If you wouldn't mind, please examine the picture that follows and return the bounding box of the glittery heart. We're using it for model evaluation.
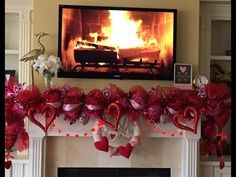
[172,106,199,134]
[28,104,57,133]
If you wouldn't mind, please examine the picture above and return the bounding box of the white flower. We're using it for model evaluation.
[32,53,61,76]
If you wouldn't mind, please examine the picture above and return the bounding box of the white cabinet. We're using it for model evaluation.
[199,3,231,84]
[199,3,231,177]
[200,160,231,177]
[5,0,33,85]
[5,1,33,177]
[199,1,231,142]
[5,12,20,80]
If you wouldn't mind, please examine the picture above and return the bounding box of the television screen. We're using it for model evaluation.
[57,5,177,80]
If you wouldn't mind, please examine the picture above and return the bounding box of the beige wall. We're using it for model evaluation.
[33,0,199,92]
[46,137,183,177]
[34,1,199,177]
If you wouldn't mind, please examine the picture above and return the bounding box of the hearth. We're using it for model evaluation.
[58,167,170,177]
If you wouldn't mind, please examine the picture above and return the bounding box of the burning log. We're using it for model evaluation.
[76,41,116,51]
[74,49,118,64]
[118,47,161,62]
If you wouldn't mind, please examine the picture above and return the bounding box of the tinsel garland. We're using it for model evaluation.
[5,76,231,169]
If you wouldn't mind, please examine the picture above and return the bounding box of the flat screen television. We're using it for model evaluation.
[57,5,177,80]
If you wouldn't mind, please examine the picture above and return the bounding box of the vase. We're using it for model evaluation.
[44,74,53,88]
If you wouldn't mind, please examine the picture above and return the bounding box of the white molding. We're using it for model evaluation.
[18,10,33,86]
[29,137,44,177]
[5,159,29,177]
[181,121,201,177]
[200,161,231,166]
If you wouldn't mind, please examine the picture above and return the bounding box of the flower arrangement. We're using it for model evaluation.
[32,54,62,87]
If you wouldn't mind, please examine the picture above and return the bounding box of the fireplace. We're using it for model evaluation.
[58,168,170,177]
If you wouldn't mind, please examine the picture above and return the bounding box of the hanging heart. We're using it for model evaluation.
[27,104,57,133]
[118,143,133,159]
[5,160,12,169]
[94,136,109,152]
[172,106,199,134]
[100,102,122,131]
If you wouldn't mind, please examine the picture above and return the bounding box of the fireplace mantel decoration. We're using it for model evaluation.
[5,77,231,169]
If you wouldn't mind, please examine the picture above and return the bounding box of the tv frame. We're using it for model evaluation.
[57,5,177,80]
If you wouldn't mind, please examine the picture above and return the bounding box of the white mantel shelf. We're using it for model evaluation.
[29,114,200,139]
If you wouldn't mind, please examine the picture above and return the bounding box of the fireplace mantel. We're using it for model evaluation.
[27,114,201,177]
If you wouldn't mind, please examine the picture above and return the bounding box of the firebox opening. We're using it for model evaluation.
[58,167,171,177]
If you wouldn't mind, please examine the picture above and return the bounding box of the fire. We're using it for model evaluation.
[98,10,145,49]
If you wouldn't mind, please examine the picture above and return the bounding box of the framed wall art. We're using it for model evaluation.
[174,63,192,89]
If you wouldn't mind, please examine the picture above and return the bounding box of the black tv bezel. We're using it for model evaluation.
[57,5,177,80]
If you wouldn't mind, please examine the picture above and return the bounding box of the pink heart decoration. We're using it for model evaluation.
[172,106,199,134]
[94,136,109,152]
[118,143,133,159]
[180,66,187,73]
[27,104,57,133]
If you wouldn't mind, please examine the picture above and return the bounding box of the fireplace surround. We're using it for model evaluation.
[58,167,171,177]
[27,116,201,177]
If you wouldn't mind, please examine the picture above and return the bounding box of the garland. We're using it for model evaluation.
[5,76,231,169]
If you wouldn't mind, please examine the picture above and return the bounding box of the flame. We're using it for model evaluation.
[99,10,145,49]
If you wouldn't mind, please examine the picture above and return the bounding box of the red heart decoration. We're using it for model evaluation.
[5,160,12,169]
[28,104,57,133]
[118,143,133,159]
[172,106,199,134]
[110,133,116,140]
[94,136,109,152]
[100,102,121,131]
[219,156,225,169]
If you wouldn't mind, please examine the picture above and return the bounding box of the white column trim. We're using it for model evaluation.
[29,137,45,177]
[18,9,33,86]
[181,120,201,177]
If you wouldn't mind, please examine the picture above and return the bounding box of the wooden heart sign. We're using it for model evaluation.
[28,104,57,133]
[100,102,121,131]
[172,106,199,134]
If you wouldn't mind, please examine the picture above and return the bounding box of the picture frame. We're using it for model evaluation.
[5,70,16,83]
[174,63,192,89]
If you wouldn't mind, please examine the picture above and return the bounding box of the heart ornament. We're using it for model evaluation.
[28,104,57,133]
[180,66,187,73]
[100,102,122,131]
[172,106,199,134]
